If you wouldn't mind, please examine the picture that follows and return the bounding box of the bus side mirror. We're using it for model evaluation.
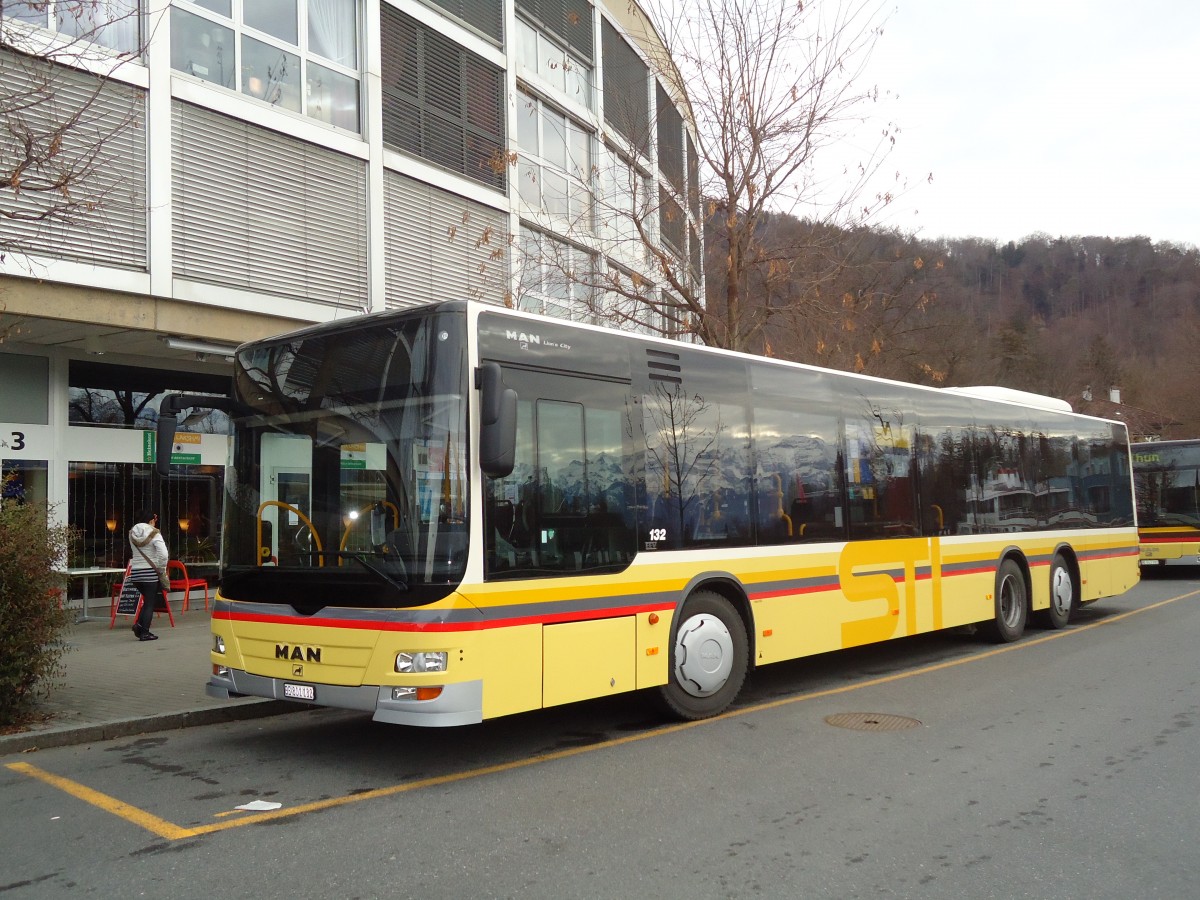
[477,362,517,478]
[155,392,237,478]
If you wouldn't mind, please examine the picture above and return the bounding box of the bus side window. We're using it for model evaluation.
[845,392,918,540]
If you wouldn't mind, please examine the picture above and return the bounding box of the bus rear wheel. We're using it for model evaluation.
[658,590,748,721]
[979,558,1028,643]
[1035,553,1075,629]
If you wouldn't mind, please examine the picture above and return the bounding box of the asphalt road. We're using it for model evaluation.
[4,567,1199,899]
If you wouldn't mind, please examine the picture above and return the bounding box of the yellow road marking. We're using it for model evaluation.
[5,762,195,841]
[8,587,1199,840]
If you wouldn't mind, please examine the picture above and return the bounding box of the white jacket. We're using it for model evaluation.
[129,522,169,574]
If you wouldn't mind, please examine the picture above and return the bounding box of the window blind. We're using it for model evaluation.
[0,49,147,270]
[171,101,368,310]
[383,170,508,310]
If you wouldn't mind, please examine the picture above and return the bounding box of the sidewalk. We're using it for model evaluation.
[0,596,295,756]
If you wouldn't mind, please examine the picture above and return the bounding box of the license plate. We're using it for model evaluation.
[283,683,315,701]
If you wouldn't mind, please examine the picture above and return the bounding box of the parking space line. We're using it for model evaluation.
[6,762,198,841]
[8,588,1197,840]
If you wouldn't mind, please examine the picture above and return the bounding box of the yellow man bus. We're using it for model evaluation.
[1132,440,1200,565]
[157,301,1139,725]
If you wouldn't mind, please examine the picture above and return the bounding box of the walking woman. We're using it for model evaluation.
[128,509,169,641]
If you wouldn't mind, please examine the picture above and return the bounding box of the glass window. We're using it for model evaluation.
[1,1,44,23]
[972,416,1034,534]
[1,460,48,507]
[485,369,637,579]
[306,61,358,130]
[3,0,141,54]
[516,18,538,71]
[543,109,568,168]
[915,422,975,535]
[565,53,591,108]
[244,0,297,45]
[754,404,844,545]
[309,0,356,66]
[241,35,301,111]
[598,145,647,268]
[1076,423,1134,526]
[542,170,569,218]
[644,350,752,549]
[67,359,229,433]
[843,387,918,540]
[518,160,540,208]
[516,91,592,229]
[516,228,596,320]
[67,461,223,572]
[171,0,361,133]
[750,364,843,545]
[192,0,231,14]
[516,15,594,111]
[222,310,469,603]
[171,7,236,88]
[516,98,538,154]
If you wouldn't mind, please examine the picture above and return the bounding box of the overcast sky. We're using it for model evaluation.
[849,0,1200,246]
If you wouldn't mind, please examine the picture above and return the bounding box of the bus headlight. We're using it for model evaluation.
[395,651,447,673]
[213,634,226,654]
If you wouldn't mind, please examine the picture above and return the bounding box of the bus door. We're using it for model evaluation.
[260,433,313,566]
[483,366,638,577]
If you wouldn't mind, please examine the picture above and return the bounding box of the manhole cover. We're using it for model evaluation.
[824,712,922,732]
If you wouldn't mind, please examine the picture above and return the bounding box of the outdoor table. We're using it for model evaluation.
[65,567,126,623]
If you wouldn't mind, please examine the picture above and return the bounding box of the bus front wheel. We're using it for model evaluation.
[658,590,748,721]
[979,558,1028,643]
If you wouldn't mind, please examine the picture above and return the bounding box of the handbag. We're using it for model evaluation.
[134,542,170,590]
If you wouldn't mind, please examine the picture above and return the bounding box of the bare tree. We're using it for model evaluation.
[515,0,910,354]
[1,2,146,340]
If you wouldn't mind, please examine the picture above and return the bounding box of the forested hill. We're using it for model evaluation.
[714,218,1200,437]
[916,233,1200,436]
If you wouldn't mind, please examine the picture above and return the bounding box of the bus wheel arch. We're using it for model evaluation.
[1036,546,1078,629]
[979,552,1029,643]
[658,583,750,721]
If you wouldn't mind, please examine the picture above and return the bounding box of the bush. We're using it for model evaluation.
[0,480,73,726]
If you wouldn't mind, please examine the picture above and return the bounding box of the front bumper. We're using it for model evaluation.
[207,669,484,727]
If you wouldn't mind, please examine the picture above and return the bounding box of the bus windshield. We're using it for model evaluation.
[219,306,469,612]
[1134,441,1200,527]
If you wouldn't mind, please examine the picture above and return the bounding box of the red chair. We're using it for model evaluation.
[110,563,176,629]
[168,560,210,612]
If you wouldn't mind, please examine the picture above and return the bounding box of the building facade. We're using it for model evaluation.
[0,0,703,585]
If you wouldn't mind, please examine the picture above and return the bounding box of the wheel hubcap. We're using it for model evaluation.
[1051,567,1073,616]
[674,613,733,698]
[999,574,1021,627]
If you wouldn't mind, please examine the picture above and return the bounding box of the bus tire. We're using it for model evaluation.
[1035,553,1075,629]
[979,558,1027,643]
[658,590,748,721]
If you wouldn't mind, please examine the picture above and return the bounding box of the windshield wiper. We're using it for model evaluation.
[347,552,410,592]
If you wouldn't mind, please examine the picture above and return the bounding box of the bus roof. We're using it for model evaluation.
[940,386,1075,414]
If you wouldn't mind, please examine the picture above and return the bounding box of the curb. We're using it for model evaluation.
[0,699,301,756]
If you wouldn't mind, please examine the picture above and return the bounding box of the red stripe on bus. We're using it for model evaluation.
[213,601,678,633]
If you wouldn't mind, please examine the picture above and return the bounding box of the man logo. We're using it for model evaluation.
[505,329,541,346]
[292,664,304,677]
[276,644,322,663]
